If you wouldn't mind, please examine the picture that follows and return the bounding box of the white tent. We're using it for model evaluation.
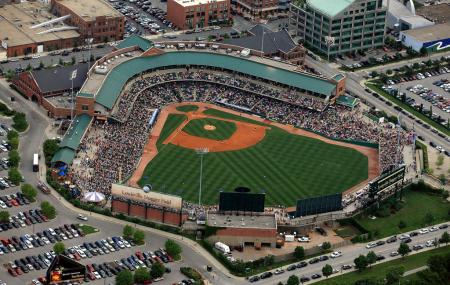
[84,191,105,203]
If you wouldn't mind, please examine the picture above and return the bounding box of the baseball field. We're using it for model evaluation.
[135,103,376,206]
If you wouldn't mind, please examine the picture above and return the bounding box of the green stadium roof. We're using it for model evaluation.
[58,114,92,150]
[51,147,75,165]
[77,92,94,98]
[95,51,337,109]
[337,94,359,108]
[306,0,355,18]
[116,35,153,51]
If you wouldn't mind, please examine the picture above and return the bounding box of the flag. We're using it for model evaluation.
[71,70,77,80]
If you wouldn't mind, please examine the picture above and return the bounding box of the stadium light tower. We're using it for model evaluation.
[196,148,209,206]
[396,112,402,166]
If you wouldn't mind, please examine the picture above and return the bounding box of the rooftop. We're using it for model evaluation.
[94,50,337,109]
[172,0,228,7]
[401,23,450,42]
[0,2,79,47]
[206,212,277,229]
[59,114,92,150]
[417,3,450,24]
[306,0,355,18]
[51,147,75,165]
[53,0,122,21]
[116,35,153,51]
[32,63,88,94]
[226,25,297,54]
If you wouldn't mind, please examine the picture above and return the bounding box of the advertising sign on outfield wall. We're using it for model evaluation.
[111,184,182,210]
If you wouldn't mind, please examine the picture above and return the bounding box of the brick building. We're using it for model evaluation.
[0,2,79,57]
[167,0,231,30]
[51,0,125,43]
[233,0,280,20]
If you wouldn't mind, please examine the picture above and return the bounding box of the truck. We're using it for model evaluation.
[214,242,230,255]
[284,235,295,242]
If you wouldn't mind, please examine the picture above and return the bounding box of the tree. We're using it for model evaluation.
[440,232,450,245]
[40,201,56,219]
[59,58,63,65]
[286,275,300,285]
[150,261,165,279]
[123,225,134,239]
[385,266,405,285]
[21,184,37,201]
[398,220,407,229]
[436,154,444,169]
[53,242,65,255]
[8,168,22,185]
[7,130,18,141]
[398,243,411,258]
[0,211,9,223]
[116,269,133,285]
[133,230,145,245]
[71,56,76,65]
[8,150,20,168]
[8,136,19,150]
[423,212,435,225]
[354,255,368,271]
[43,139,60,165]
[134,267,151,283]
[321,241,331,251]
[366,251,377,267]
[12,112,28,132]
[294,246,305,259]
[165,239,182,260]
[322,264,333,278]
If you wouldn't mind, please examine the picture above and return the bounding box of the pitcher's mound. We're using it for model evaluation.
[204,125,216,131]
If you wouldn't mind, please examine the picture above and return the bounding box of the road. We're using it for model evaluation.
[305,55,450,151]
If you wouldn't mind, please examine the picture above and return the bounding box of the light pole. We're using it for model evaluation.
[325,36,335,62]
[85,38,93,76]
[196,148,209,206]
[70,69,77,122]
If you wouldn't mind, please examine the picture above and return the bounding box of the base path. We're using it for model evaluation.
[129,102,379,194]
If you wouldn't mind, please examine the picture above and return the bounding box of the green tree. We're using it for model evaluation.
[43,139,60,165]
[7,130,18,140]
[8,150,20,168]
[134,267,151,283]
[21,184,37,201]
[8,168,22,185]
[71,56,76,65]
[366,251,377,267]
[436,154,444,169]
[354,255,368,271]
[123,225,134,239]
[286,275,300,285]
[322,264,333,278]
[165,239,182,260]
[8,136,19,150]
[423,212,435,225]
[150,261,165,279]
[385,266,405,285]
[398,220,407,229]
[133,230,145,245]
[40,201,56,219]
[440,232,450,245]
[398,243,411,258]
[59,58,63,65]
[53,242,65,255]
[321,241,331,251]
[0,211,9,223]
[116,269,133,285]
[294,246,305,259]
[12,112,28,132]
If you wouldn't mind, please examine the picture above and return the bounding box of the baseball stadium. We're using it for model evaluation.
[51,36,409,215]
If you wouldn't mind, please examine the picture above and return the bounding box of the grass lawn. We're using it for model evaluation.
[139,110,368,205]
[203,108,269,126]
[335,226,359,238]
[314,245,450,285]
[356,189,450,238]
[157,114,187,148]
[366,83,450,136]
[182,118,237,140]
[176,105,199,112]
[78,224,99,235]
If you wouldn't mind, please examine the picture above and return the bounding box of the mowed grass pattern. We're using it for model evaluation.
[182,118,237,140]
[140,112,369,205]
[176,105,199,112]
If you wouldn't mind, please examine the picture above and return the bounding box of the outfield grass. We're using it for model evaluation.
[139,111,368,205]
[356,189,450,238]
[157,114,187,148]
[182,118,237,140]
[314,245,450,285]
[176,105,199,112]
[203,108,269,126]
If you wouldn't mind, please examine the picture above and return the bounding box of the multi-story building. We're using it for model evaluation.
[51,0,125,43]
[289,0,387,57]
[167,0,231,30]
[234,0,280,20]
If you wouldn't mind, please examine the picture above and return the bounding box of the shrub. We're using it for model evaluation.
[8,168,22,185]
[40,201,56,219]
[21,184,37,201]
[165,239,182,260]
[12,112,28,132]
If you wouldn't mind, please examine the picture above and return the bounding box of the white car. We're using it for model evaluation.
[273,269,285,275]
[429,226,438,232]
[31,54,41,59]
[366,242,377,249]
[93,271,101,279]
[419,228,429,234]
[330,251,342,258]
[77,214,88,221]
[297,236,310,242]
[0,201,6,209]
[426,240,435,247]
[390,251,399,257]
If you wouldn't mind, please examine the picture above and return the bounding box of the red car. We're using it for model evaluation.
[38,277,47,283]
[86,264,94,272]
[41,216,48,222]
[135,251,144,261]
[88,273,96,280]
[8,268,17,277]
[15,267,23,275]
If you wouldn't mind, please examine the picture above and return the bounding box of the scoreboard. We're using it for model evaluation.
[369,165,405,196]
